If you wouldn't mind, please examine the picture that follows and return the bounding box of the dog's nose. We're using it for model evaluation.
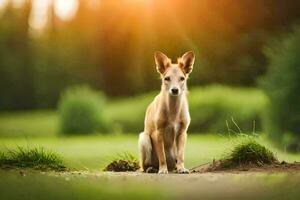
[171,88,179,95]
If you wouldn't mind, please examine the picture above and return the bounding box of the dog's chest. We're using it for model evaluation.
[165,122,181,136]
[162,122,181,147]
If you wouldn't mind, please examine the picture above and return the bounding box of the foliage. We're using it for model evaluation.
[58,85,108,134]
[1,1,300,110]
[108,85,267,133]
[224,137,277,167]
[0,146,66,171]
[188,86,266,133]
[261,26,300,151]
[0,85,266,135]
[192,135,279,172]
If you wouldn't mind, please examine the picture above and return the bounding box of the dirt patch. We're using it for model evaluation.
[190,160,300,173]
[188,137,300,174]
[104,160,139,172]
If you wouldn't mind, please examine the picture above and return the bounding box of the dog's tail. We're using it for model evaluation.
[138,132,152,171]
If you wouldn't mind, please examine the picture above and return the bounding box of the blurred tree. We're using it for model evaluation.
[0,0,300,110]
[261,26,300,152]
[0,0,34,110]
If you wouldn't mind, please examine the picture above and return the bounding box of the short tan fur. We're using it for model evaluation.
[138,51,195,174]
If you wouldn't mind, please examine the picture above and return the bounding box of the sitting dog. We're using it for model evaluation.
[138,51,195,174]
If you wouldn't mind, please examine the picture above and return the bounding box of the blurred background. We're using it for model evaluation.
[0,0,300,170]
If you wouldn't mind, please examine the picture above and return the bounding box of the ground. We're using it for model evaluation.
[1,134,300,170]
[1,112,300,199]
[1,169,300,200]
[1,134,300,199]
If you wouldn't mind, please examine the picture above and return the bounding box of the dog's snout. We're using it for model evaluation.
[171,88,179,95]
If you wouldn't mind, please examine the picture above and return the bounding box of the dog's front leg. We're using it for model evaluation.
[152,130,168,174]
[176,132,189,174]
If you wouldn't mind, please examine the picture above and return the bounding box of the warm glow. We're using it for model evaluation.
[13,0,24,8]
[29,0,78,31]
[0,0,8,10]
[54,0,78,21]
[29,0,51,30]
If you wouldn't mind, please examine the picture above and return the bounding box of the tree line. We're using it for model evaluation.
[1,0,300,110]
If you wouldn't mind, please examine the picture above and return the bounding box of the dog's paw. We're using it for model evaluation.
[176,168,189,174]
[158,168,168,174]
[145,167,158,173]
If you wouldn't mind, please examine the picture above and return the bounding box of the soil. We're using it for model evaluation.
[190,160,300,173]
[104,159,139,172]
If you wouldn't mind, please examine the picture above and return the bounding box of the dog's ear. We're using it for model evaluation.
[179,51,195,74]
[154,51,170,74]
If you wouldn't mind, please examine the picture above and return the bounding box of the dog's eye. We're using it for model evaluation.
[164,77,171,81]
[180,77,185,81]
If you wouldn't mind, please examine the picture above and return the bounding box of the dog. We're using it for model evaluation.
[138,51,195,174]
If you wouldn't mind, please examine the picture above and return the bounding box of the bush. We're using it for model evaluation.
[58,85,108,134]
[261,26,300,151]
[105,92,155,133]
[107,85,266,133]
[188,86,266,133]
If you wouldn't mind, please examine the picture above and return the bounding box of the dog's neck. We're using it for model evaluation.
[162,91,185,117]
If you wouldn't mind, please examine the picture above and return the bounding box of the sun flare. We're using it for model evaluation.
[27,0,79,30]
[54,0,78,21]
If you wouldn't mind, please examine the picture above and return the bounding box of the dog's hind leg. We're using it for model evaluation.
[138,132,153,172]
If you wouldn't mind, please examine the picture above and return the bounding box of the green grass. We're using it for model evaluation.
[0,135,299,200]
[227,137,277,166]
[0,110,57,137]
[0,134,299,171]
[0,146,66,171]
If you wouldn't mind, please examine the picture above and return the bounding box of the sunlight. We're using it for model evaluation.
[13,0,24,8]
[0,0,8,10]
[54,0,78,21]
[29,0,78,31]
[29,0,51,30]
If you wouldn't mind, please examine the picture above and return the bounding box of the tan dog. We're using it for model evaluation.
[138,51,195,174]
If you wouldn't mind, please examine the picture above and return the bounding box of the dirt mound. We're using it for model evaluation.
[191,138,300,173]
[191,160,300,173]
[104,159,139,172]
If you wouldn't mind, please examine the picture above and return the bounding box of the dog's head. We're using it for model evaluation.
[154,51,195,96]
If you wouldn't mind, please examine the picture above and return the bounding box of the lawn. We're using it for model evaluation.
[0,134,300,200]
[1,134,300,170]
[0,134,226,170]
[1,111,300,200]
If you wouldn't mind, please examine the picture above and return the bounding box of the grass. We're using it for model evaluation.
[226,137,277,166]
[0,134,299,171]
[0,110,57,137]
[0,134,227,170]
[0,146,66,171]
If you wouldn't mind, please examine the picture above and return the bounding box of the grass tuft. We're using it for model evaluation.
[220,137,278,168]
[0,147,67,171]
[104,152,139,172]
[192,136,280,173]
